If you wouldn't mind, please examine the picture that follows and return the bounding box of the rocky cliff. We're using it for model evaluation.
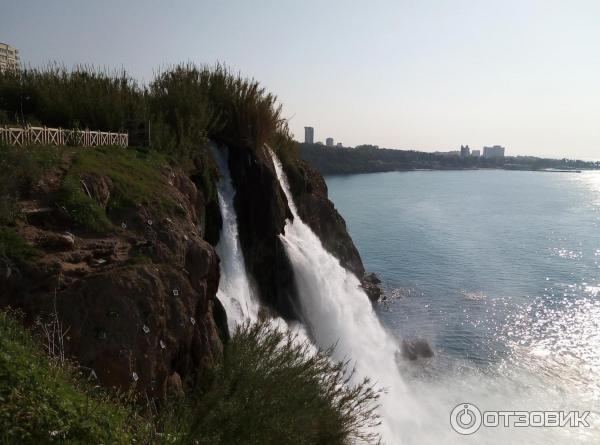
[0,149,224,398]
[0,141,380,401]
[283,158,382,301]
[226,142,381,314]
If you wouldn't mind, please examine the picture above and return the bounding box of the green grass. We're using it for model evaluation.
[0,315,381,445]
[56,174,113,233]
[0,143,62,225]
[0,143,177,234]
[0,310,147,444]
[55,146,176,233]
[0,227,38,266]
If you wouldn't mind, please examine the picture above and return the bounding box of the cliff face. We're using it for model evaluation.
[0,141,379,402]
[0,153,224,398]
[226,143,301,320]
[226,143,381,313]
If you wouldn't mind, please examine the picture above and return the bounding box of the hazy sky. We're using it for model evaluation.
[2,0,599,159]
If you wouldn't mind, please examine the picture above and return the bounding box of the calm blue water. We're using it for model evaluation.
[326,170,600,443]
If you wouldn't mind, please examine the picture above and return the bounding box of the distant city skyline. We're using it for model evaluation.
[2,0,599,160]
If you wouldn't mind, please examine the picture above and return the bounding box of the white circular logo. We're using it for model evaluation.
[450,403,482,435]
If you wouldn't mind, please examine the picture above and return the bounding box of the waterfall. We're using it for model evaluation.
[212,144,260,331]
[269,148,419,444]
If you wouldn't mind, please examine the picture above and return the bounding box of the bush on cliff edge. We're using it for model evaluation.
[159,321,382,445]
[0,312,381,444]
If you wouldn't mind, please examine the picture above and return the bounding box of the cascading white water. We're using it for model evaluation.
[269,148,421,444]
[212,144,260,331]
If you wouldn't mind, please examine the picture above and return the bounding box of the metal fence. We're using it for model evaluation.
[0,126,128,148]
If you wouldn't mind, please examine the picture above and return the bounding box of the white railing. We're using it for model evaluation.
[0,126,128,148]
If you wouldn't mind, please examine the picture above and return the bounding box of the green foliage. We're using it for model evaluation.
[300,143,600,175]
[148,65,217,157]
[0,143,62,224]
[65,147,173,218]
[56,175,112,233]
[0,65,145,142]
[0,227,38,268]
[149,64,287,156]
[0,313,381,445]
[0,310,146,444]
[0,64,297,165]
[159,322,381,445]
[56,146,176,232]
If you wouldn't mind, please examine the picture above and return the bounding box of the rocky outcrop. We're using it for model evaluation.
[225,143,301,320]
[0,162,223,398]
[0,139,381,400]
[401,339,434,361]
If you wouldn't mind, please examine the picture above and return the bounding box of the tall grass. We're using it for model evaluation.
[0,310,148,444]
[0,312,381,445]
[158,321,382,445]
[0,65,144,136]
[0,63,297,160]
[149,63,287,154]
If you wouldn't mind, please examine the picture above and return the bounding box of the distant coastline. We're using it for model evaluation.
[300,143,598,175]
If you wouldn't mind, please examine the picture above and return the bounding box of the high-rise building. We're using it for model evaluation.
[460,145,470,157]
[0,43,20,73]
[336,142,343,147]
[326,137,334,147]
[471,149,481,157]
[304,127,314,144]
[483,145,505,159]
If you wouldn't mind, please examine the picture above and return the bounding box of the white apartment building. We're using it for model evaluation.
[483,145,505,159]
[0,43,20,73]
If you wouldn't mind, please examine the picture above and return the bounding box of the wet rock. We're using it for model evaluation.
[401,339,434,361]
[362,272,382,301]
[226,143,299,320]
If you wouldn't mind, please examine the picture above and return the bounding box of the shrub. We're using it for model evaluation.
[0,65,145,141]
[56,175,112,233]
[148,65,217,157]
[0,143,62,224]
[0,228,38,273]
[0,310,147,444]
[149,64,288,155]
[159,321,381,445]
[0,64,301,168]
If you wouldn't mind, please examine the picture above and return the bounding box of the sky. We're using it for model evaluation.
[2,0,599,159]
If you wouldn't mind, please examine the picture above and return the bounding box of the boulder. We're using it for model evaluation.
[39,232,76,251]
[401,339,434,361]
[362,272,382,301]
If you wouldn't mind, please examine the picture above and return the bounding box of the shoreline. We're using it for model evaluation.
[322,166,588,177]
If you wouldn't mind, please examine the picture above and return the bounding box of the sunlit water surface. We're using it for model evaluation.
[326,170,600,444]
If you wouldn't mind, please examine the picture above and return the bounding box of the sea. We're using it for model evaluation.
[326,169,600,444]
